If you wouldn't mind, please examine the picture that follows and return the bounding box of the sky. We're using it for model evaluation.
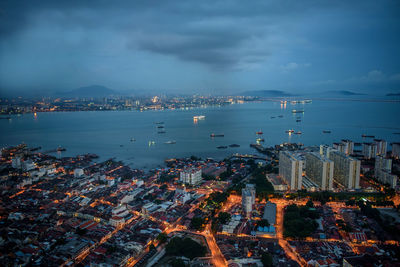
[0,0,400,96]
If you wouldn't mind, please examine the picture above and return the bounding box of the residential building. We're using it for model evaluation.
[242,184,256,217]
[329,151,360,189]
[362,142,377,159]
[305,152,334,191]
[375,156,398,188]
[374,139,387,156]
[262,201,276,225]
[278,151,303,190]
[392,142,400,159]
[180,167,202,185]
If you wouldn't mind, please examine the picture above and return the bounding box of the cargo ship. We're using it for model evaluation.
[292,109,304,113]
[229,144,240,147]
[210,133,224,137]
[256,130,263,135]
[164,140,176,144]
[285,129,295,133]
[217,145,228,149]
[361,134,375,138]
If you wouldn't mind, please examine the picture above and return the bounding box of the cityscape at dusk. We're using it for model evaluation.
[1,1,400,267]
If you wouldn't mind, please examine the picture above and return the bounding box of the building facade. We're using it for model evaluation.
[279,151,303,190]
[375,155,398,188]
[305,152,334,191]
[242,184,256,217]
[329,151,360,189]
[180,168,202,185]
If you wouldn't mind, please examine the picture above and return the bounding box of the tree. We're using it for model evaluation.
[190,217,205,231]
[261,251,273,267]
[156,233,168,244]
[169,258,187,267]
[257,219,270,228]
[166,237,207,260]
[217,212,231,225]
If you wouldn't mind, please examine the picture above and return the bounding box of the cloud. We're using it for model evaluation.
[280,62,311,72]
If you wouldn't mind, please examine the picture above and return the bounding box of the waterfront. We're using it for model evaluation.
[1,100,399,169]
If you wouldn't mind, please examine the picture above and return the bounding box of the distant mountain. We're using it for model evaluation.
[326,90,366,96]
[58,85,115,98]
[240,90,295,97]
[386,92,400,96]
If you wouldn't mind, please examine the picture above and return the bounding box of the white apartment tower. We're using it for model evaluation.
[180,168,202,185]
[279,151,303,190]
[329,151,360,189]
[305,152,334,191]
[242,184,256,217]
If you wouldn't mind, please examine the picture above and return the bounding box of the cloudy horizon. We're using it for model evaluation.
[1,0,399,96]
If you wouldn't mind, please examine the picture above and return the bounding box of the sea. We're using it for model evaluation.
[1,100,399,169]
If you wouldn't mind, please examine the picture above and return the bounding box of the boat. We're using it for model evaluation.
[193,115,205,120]
[278,115,283,118]
[157,125,164,128]
[296,119,301,122]
[131,138,136,142]
[210,133,224,137]
[285,130,295,133]
[322,130,331,134]
[165,140,176,144]
[216,146,228,149]
[292,109,304,113]
[294,131,302,135]
[57,147,66,152]
[270,116,275,119]
[256,138,265,142]
[229,144,240,148]
[361,134,375,138]
[155,122,164,124]
[157,131,166,134]
[256,131,263,135]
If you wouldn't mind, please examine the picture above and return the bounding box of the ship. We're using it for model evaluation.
[296,119,301,122]
[0,116,11,120]
[278,115,283,118]
[322,130,331,134]
[217,145,228,149]
[210,133,224,137]
[285,129,295,133]
[164,140,176,144]
[155,122,164,124]
[57,147,66,152]
[193,115,205,120]
[131,138,136,142]
[256,138,265,142]
[362,134,375,138]
[294,131,302,135]
[229,144,240,148]
[157,125,164,128]
[270,116,275,119]
[256,131,263,135]
[292,109,304,113]
[157,131,166,134]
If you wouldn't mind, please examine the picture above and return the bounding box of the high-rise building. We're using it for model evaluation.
[362,143,377,159]
[319,145,332,158]
[305,152,334,191]
[279,151,303,190]
[180,168,202,185]
[341,139,354,155]
[333,143,346,154]
[329,151,360,189]
[375,156,398,188]
[392,143,400,159]
[242,184,256,217]
[374,139,387,157]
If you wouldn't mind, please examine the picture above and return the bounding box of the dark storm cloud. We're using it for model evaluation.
[0,0,399,94]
